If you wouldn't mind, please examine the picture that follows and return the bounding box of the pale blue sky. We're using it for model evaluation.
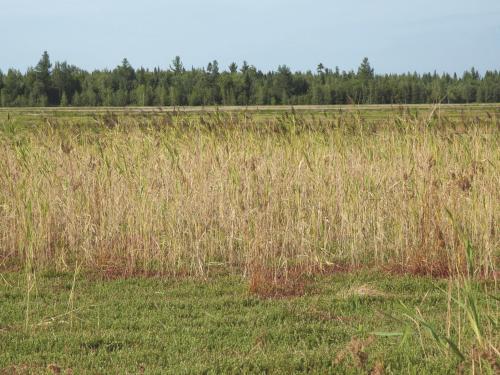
[1,0,499,74]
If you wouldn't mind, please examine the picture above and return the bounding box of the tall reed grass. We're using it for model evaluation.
[0,109,498,278]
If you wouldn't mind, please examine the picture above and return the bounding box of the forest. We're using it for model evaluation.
[1,51,499,107]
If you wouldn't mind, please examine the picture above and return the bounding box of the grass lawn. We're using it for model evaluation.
[3,271,495,374]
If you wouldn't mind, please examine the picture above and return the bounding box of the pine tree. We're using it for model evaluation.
[357,57,374,81]
[32,51,52,105]
[60,92,68,106]
[229,63,238,74]
[170,56,184,74]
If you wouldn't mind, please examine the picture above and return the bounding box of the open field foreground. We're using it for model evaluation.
[0,271,499,374]
[0,105,499,373]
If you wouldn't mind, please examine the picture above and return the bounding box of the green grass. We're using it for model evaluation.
[1,271,497,374]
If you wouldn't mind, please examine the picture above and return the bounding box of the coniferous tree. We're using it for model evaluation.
[2,69,24,106]
[357,57,374,81]
[60,92,69,106]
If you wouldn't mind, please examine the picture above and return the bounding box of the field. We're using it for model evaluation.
[0,105,499,373]
[1,271,497,374]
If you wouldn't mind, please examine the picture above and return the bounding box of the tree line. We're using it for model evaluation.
[1,52,499,107]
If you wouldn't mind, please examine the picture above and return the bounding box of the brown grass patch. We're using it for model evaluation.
[338,284,389,299]
[0,364,72,375]
[247,263,358,299]
[248,265,309,299]
[334,336,376,371]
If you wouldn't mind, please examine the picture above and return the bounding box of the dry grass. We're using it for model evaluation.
[337,284,388,299]
[0,109,498,278]
[248,264,310,298]
[334,336,376,371]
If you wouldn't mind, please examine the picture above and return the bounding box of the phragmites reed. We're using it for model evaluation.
[0,108,498,278]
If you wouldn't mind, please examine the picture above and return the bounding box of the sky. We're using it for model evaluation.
[0,0,499,74]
